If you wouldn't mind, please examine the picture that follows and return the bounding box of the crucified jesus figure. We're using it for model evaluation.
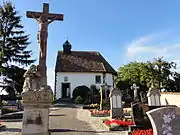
[32,15,58,58]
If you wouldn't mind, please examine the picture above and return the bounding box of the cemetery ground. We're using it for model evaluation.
[0,105,125,135]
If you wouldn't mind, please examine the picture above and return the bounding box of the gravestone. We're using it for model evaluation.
[22,3,63,135]
[131,84,140,102]
[147,84,161,106]
[131,102,151,129]
[146,106,180,135]
[109,88,123,119]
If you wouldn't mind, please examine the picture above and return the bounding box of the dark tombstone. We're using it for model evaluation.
[131,102,152,129]
[147,107,180,135]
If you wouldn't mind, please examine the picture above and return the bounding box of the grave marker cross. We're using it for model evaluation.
[26,3,63,85]
[131,84,139,100]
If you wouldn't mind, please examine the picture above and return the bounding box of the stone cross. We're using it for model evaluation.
[131,84,139,100]
[26,3,63,85]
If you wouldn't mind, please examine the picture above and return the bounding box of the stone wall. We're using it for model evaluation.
[160,92,180,107]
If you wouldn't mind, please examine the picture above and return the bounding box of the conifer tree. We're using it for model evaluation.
[0,2,35,95]
[0,1,35,72]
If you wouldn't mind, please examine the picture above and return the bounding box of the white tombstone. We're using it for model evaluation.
[109,88,123,118]
[147,85,161,106]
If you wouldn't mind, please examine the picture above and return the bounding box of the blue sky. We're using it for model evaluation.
[2,0,180,89]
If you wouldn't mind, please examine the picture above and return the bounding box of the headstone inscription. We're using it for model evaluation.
[109,88,123,119]
[146,107,180,135]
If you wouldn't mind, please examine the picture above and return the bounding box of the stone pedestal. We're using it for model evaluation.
[21,86,53,135]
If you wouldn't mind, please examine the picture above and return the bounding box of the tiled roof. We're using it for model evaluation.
[55,51,117,75]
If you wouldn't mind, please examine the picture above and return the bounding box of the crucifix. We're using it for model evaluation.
[131,83,139,101]
[26,3,63,85]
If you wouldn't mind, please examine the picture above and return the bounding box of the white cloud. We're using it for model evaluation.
[127,33,167,58]
[125,30,180,73]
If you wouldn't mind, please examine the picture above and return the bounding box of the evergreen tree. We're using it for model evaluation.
[0,2,35,72]
[0,1,35,95]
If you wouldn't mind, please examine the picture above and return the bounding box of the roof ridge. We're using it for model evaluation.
[58,50,99,53]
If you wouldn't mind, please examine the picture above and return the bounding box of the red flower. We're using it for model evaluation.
[90,109,110,115]
[104,119,134,126]
[132,129,153,135]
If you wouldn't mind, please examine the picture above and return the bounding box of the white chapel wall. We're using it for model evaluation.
[55,72,114,99]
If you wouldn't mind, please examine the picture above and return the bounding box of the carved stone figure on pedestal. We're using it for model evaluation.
[23,65,41,92]
[22,3,64,135]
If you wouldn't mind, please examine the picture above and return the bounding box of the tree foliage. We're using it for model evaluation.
[0,2,35,95]
[116,57,179,92]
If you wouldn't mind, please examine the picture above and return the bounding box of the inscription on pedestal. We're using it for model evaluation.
[26,110,43,125]
[22,108,49,134]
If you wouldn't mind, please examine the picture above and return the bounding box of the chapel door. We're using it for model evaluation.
[61,83,70,98]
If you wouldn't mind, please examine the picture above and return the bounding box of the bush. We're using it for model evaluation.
[75,96,83,104]
[83,99,89,105]
[90,84,99,94]
[73,85,90,102]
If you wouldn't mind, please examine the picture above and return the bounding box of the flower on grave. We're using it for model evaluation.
[90,109,110,115]
[89,103,99,107]
[132,129,153,135]
[104,119,134,127]
[2,100,8,105]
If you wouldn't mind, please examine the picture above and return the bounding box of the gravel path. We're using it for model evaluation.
[0,107,129,135]
[49,107,97,135]
[0,121,21,135]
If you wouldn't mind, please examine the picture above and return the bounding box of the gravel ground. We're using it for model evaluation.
[49,107,97,135]
[0,121,21,135]
[0,107,129,135]
[76,108,129,135]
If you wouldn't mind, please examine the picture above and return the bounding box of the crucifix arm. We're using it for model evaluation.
[48,15,58,24]
[31,14,40,23]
